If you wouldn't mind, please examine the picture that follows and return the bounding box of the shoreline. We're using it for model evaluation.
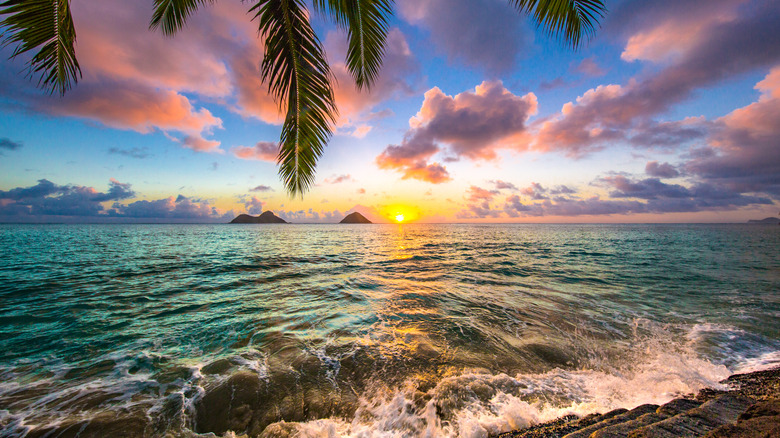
[495,366,780,438]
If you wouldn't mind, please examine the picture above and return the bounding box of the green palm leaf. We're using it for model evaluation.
[314,0,393,90]
[510,0,607,48]
[251,0,338,197]
[149,0,216,35]
[0,0,81,96]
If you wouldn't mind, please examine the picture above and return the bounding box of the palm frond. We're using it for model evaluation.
[149,0,216,35]
[0,0,81,95]
[510,0,607,48]
[313,0,393,89]
[251,0,338,197]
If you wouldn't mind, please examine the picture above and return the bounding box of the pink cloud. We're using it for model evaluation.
[50,83,222,139]
[575,57,606,77]
[376,81,536,182]
[324,174,353,184]
[326,28,419,129]
[232,142,279,162]
[182,136,222,153]
[616,0,744,63]
[686,67,780,196]
[534,0,780,157]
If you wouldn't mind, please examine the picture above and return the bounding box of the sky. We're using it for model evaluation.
[1,0,778,223]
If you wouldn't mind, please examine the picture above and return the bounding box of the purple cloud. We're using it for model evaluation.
[645,161,680,178]
[397,0,531,74]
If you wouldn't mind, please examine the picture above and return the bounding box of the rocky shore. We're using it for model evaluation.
[495,367,780,438]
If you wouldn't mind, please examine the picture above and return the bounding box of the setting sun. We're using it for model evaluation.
[395,214,405,222]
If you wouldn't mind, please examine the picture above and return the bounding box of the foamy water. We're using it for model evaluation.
[0,224,778,437]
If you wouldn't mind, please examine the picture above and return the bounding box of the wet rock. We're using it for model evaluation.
[563,405,658,438]
[259,421,301,438]
[195,371,265,435]
[590,412,669,438]
[26,410,148,438]
[704,398,780,438]
[655,398,702,417]
[627,393,754,437]
[201,358,233,375]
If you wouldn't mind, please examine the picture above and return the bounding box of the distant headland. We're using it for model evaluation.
[230,211,287,223]
[747,217,780,224]
[339,212,372,224]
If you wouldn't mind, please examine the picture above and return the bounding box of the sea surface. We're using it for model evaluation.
[0,223,778,437]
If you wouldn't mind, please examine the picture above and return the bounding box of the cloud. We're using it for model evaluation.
[457,185,501,218]
[0,179,63,201]
[684,67,780,196]
[645,161,680,178]
[575,57,606,77]
[115,195,219,219]
[276,208,345,223]
[42,81,223,148]
[182,135,222,153]
[601,175,691,200]
[459,171,772,219]
[0,179,135,217]
[243,196,264,215]
[377,81,536,182]
[232,142,278,161]
[0,179,231,222]
[607,0,744,63]
[249,185,273,192]
[500,195,648,218]
[534,0,780,156]
[108,147,150,159]
[324,174,353,184]
[0,0,282,151]
[397,0,531,74]
[521,182,549,200]
[491,180,518,191]
[90,178,136,202]
[0,138,22,153]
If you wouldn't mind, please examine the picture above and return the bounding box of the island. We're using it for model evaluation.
[230,211,287,223]
[340,212,372,224]
[747,217,780,224]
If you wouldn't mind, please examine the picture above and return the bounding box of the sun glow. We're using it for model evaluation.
[395,214,405,222]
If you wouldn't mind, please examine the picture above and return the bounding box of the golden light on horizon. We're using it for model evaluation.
[381,204,420,223]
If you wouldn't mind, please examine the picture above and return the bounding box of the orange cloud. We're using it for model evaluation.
[51,84,222,139]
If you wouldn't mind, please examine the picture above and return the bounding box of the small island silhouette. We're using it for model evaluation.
[340,212,372,224]
[747,217,780,224]
[230,211,287,223]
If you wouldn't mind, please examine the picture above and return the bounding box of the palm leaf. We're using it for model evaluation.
[251,0,338,197]
[0,0,81,95]
[313,0,393,89]
[149,0,216,35]
[510,0,607,48]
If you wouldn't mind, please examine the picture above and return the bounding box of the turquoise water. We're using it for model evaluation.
[0,224,778,437]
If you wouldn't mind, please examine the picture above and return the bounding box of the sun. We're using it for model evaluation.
[395,214,405,223]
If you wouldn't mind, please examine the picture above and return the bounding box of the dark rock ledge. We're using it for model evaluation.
[495,367,780,438]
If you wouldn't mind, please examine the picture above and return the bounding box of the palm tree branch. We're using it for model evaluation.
[509,0,607,48]
[149,0,216,35]
[0,0,81,95]
[251,0,338,196]
[313,0,393,89]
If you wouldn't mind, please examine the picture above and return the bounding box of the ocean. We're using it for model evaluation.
[0,223,778,437]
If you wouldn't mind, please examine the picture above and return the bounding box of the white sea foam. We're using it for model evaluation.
[247,329,737,438]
